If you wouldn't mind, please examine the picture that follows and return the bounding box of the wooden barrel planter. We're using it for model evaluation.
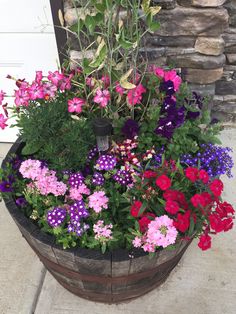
[2,140,193,303]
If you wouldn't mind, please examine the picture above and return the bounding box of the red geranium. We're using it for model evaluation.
[130,201,143,217]
[174,210,191,233]
[155,175,171,191]
[143,170,157,179]
[198,234,211,251]
[199,169,209,184]
[216,202,235,218]
[185,167,199,182]
[165,200,180,215]
[138,213,155,233]
[209,179,224,197]
[209,213,224,233]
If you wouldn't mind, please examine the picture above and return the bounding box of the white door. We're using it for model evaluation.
[0,0,60,142]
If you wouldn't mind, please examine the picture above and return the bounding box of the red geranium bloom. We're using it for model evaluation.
[222,218,234,232]
[209,179,224,197]
[199,169,209,184]
[165,200,180,215]
[209,213,224,233]
[155,175,171,191]
[174,210,191,233]
[139,213,155,233]
[191,194,206,208]
[130,201,143,217]
[143,170,157,179]
[185,167,199,182]
[163,189,178,201]
[216,202,235,218]
[198,234,211,251]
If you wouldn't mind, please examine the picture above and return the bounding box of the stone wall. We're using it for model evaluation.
[63,0,236,123]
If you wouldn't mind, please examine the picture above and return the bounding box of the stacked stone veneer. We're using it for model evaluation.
[63,0,236,123]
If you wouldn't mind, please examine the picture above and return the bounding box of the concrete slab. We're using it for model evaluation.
[34,127,236,314]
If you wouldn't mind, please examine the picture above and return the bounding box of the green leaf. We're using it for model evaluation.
[188,216,195,237]
[21,142,42,155]
[101,242,107,254]
[138,201,147,217]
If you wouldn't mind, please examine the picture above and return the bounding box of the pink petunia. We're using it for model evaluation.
[35,71,43,84]
[93,89,110,108]
[0,114,8,129]
[115,82,125,96]
[101,75,110,88]
[47,70,64,86]
[42,82,57,98]
[68,97,86,113]
[164,70,182,92]
[127,84,146,106]
[28,83,44,100]
[14,89,30,106]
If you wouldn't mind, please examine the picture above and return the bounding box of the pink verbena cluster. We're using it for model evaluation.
[132,215,178,252]
[69,184,91,201]
[19,159,67,196]
[93,220,113,242]
[88,191,109,213]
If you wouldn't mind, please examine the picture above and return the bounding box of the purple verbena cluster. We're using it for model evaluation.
[47,207,67,228]
[96,155,117,171]
[181,144,234,178]
[68,172,84,188]
[68,221,90,236]
[113,169,133,185]
[92,172,105,186]
[67,200,90,236]
[87,146,98,161]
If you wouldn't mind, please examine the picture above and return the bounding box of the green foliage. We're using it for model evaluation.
[17,93,96,172]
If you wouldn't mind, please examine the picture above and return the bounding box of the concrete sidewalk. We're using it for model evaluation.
[0,129,236,314]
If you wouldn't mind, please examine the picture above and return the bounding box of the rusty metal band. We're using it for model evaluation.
[24,236,190,285]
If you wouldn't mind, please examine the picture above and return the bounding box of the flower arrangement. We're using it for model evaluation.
[0,0,234,254]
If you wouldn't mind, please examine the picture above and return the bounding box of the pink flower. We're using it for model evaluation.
[14,89,30,106]
[0,90,6,105]
[127,84,146,106]
[88,191,109,213]
[101,75,110,88]
[35,71,43,84]
[47,71,64,86]
[43,82,57,98]
[115,82,125,96]
[145,215,178,248]
[0,114,8,129]
[19,159,43,180]
[68,97,86,113]
[153,67,165,78]
[86,77,96,88]
[93,220,113,242]
[69,184,90,201]
[132,236,142,248]
[93,89,110,108]
[59,74,72,91]
[28,83,44,100]
[164,70,182,92]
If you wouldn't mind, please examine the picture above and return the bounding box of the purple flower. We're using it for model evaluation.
[155,117,175,140]
[47,207,67,228]
[161,96,176,114]
[68,221,89,236]
[0,180,13,192]
[92,172,105,186]
[96,155,117,171]
[159,80,175,96]
[9,155,21,170]
[68,172,84,188]
[122,119,140,139]
[87,146,98,161]
[180,144,234,178]
[69,200,89,222]
[113,169,133,185]
[185,92,203,120]
[15,196,27,207]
